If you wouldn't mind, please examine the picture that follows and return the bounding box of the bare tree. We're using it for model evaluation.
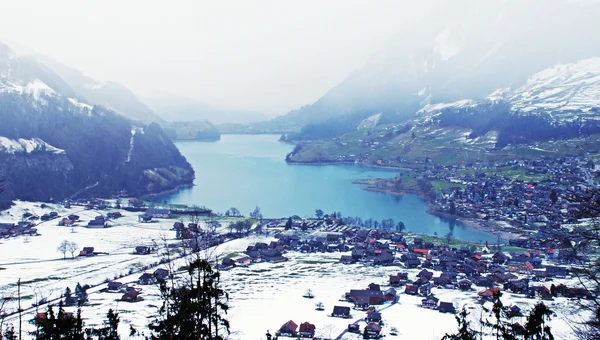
[67,242,78,259]
[57,240,70,260]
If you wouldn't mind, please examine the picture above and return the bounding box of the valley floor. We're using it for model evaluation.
[0,201,590,339]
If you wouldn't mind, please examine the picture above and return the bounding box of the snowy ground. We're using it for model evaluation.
[0,201,590,339]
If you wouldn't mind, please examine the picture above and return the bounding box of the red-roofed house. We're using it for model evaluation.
[278,320,298,337]
[299,322,316,338]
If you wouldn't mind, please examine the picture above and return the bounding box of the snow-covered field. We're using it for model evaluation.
[0,201,589,339]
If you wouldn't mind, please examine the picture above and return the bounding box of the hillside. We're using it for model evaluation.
[276,0,600,140]
[286,58,600,166]
[0,44,194,202]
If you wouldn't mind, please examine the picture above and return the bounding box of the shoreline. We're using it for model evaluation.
[353,181,519,242]
[142,183,195,200]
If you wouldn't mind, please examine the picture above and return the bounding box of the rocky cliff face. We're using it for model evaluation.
[0,44,194,202]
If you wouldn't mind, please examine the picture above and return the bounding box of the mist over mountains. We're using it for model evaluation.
[276,0,600,141]
[0,43,194,202]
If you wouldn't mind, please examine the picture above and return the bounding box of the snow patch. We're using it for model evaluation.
[0,137,65,154]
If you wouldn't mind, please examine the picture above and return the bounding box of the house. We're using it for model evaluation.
[384,288,397,302]
[348,324,360,333]
[363,323,382,339]
[366,312,382,323]
[421,296,439,309]
[507,305,522,317]
[458,279,472,291]
[389,275,401,286]
[135,246,151,255]
[221,258,236,268]
[107,281,122,291]
[121,288,140,302]
[368,283,380,291]
[354,296,370,310]
[138,273,155,285]
[405,284,418,295]
[87,216,106,228]
[298,322,315,338]
[278,320,298,337]
[438,302,456,314]
[418,269,434,280]
[79,247,95,257]
[332,306,351,318]
[478,287,501,301]
[153,268,170,281]
[346,289,384,305]
[419,283,432,297]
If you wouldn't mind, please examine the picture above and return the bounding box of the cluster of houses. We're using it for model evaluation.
[221,241,289,268]
[276,320,316,338]
[105,269,169,303]
[0,221,37,238]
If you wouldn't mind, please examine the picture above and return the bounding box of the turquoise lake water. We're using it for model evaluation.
[153,134,497,243]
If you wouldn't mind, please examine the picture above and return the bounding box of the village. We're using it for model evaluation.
[0,196,594,339]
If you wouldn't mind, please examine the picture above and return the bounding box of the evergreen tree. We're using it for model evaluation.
[523,303,555,340]
[148,258,230,339]
[34,302,85,340]
[89,309,120,340]
[442,307,479,340]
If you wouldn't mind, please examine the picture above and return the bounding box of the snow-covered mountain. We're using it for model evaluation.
[24,51,166,124]
[410,57,600,149]
[277,0,600,133]
[0,44,194,202]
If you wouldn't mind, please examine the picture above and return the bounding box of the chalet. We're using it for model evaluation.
[354,296,370,310]
[404,258,421,269]
[278,320,298,337]
[472,276,493,288]
[507,305,522,317]
[298,322,315,338]
[121,289,140,302]
[153,268,170,281]
[366,312,382,323]
[331,306,351,318]
[368,283,380,291]
[135,246,151,255]
[433,275,451,286]
[405,284,418,295]
[389,275,400,286]
[146,208,171,218]
[439,301,456,314]
[413,248,430,256]
[347,324,360,333]
[233,256,252,266]
[221,258,236,268]
[419,283,432,297]
[87,216,106,228]
[373,251,394,266]
[421,295,439,309]
[364,323,381,339]
[506,279,529,294]
[107,281,122,291]
[106,212,123,219]
[478,287,501,301]
[458,279,472,291]
[138,273,155,285]
[79,247,95,256]
[384,288,397,302]
[493,252,510,264]
[346,289,384,305]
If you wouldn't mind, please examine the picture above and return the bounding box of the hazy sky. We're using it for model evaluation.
[0,0,435,115]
